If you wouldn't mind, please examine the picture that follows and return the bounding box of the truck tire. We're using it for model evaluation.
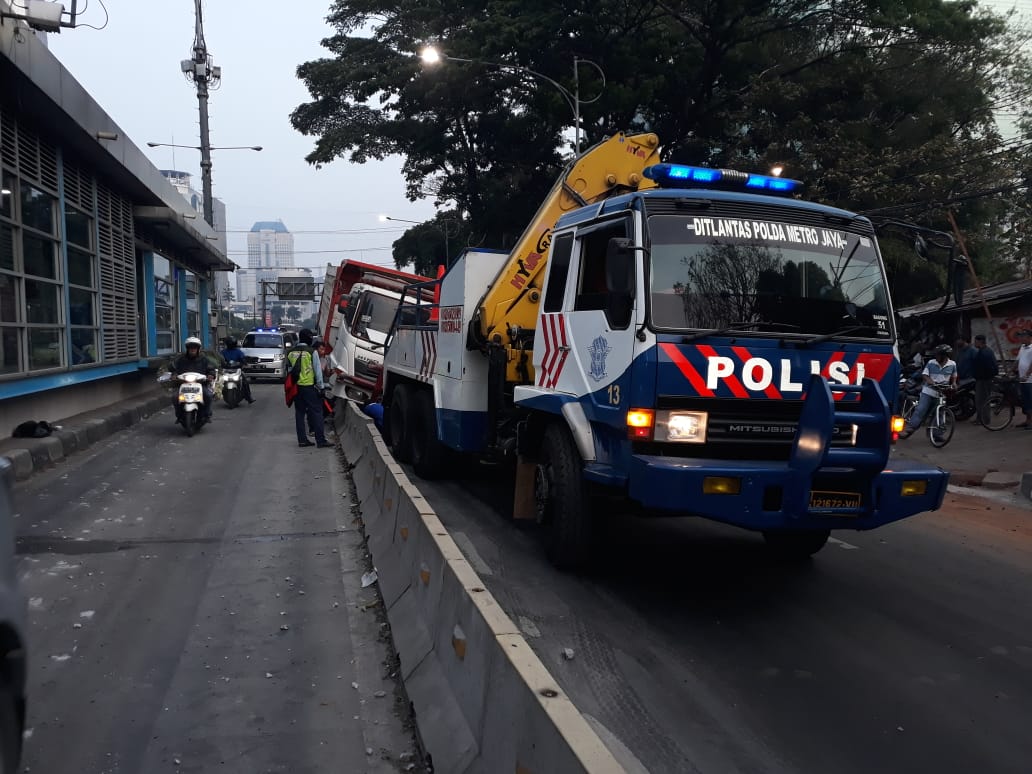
[762,529,830,560]
[0,676,22,774]
[536,423,594,571]
[409,389,448,479]
[387,385,413,463]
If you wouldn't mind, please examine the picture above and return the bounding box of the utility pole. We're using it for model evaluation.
[184,0,220,228]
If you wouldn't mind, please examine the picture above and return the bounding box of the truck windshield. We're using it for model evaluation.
[647,213,893,339]
[352,291,396,342]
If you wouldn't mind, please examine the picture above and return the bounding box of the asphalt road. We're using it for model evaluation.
[412,462,1032,774]
[12,384,424,774]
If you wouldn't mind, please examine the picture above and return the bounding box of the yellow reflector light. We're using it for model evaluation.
[626,409,655,440]
[626,409,654,428]
[703,476,741,495]
[901,480,927,496]
[891,416,905,434]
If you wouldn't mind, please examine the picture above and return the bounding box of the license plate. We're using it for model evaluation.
[809,490,862,510]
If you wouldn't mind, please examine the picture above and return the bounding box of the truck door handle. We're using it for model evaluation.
[558,345,571,352]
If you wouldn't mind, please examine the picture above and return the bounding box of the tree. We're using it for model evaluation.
[292,0,1032,305]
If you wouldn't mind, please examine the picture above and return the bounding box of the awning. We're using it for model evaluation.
[896,278,1032,319]
[133,206,235,272]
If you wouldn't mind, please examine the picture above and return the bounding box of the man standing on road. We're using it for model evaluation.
[286,328,332,448]
[900,344,957,439]
[972,333,999,426]
[955,336,975,381]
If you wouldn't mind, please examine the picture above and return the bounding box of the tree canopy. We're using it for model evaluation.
[292,0,1032,306]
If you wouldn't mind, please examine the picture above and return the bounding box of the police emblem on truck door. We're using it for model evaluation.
[588,335,612,382]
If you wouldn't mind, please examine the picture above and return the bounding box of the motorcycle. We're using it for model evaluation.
[219,360,244,409]
[173,372,209,436]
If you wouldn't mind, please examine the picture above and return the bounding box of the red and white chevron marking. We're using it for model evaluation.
[537,313,570,389]
[418,330,437,382]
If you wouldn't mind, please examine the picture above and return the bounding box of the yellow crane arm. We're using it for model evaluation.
[470,133,661,367]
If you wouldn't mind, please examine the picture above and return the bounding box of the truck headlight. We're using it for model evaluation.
[273,353,285,361]
[655,410,707,443]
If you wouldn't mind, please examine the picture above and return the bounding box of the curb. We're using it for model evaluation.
[337,401,625,774]
[0,392,169,483]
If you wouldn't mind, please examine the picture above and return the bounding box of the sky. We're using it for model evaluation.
[45,0,1031,276]
[47,0,438,274]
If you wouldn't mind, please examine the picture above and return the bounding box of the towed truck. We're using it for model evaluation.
[379,132,949,569]
[316,260,430,403]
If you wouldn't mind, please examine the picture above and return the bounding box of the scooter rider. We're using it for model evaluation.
[220,336,255,404]
[169,336,216,421]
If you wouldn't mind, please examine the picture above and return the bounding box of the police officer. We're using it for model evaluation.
[286,328,331,448]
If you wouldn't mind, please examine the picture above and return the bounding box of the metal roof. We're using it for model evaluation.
[896,278,1032,318]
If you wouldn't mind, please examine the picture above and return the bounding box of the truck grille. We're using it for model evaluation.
[636,397,859,461]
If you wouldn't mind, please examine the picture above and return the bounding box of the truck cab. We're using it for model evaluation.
[330,283,401,402]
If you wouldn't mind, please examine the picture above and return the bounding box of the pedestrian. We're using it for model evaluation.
[286,328,332,449]
[954,336,975,382]
[899,343,957,439]
[1015,330,1032,428]
[971,333,999,426]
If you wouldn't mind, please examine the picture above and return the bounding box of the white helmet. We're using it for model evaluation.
[184,336,202,349]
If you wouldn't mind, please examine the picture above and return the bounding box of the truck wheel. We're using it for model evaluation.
[409,389,448,479]
[762,529,830,560]
[0,675,22,774]
[536,423,593,571]
[387,385,412,463]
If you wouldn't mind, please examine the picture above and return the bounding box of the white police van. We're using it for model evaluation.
[241,327,298,381]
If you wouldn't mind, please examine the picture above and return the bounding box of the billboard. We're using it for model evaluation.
[276,279,317,301]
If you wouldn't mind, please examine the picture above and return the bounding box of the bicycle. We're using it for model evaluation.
[981,375,1022,431]
[899,384,955,447]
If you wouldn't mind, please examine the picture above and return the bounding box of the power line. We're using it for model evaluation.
[220,227,408,235]
[224,246,394,256]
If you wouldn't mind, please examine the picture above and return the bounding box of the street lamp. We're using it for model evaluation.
[420,46,605,156]
[380,214,460,266]
[146,142,262,227]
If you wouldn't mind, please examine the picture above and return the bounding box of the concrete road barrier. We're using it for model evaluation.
[340,401,625,774]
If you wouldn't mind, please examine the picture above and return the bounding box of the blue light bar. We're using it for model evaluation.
[643,164,802,195]
[745,174,801,193]
[644,164,723,184]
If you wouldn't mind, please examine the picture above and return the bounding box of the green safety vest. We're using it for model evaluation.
[287,346,316,386]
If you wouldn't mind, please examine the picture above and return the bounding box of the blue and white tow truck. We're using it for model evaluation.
[380,133,949,568]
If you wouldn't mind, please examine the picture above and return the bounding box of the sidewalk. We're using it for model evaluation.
[891,417,1032,492]
[0,390,168,485]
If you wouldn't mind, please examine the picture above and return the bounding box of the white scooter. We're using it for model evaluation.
[219,361,244,409]
[173,372,209,436]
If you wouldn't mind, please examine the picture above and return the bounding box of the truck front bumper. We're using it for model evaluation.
[625,455,949,532]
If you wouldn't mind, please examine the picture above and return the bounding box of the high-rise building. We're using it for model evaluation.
[247,220,294,269]
[238,220,297,305]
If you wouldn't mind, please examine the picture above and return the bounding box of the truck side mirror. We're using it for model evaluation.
[913,235,929,259]
[952,255,968,306]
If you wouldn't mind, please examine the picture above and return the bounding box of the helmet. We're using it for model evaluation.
[934,344,952,356]
[223,337,238,349]
[184,336,202,350]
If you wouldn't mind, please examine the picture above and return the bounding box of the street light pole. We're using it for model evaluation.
[421,48,605,155]
[184,0,220,228]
